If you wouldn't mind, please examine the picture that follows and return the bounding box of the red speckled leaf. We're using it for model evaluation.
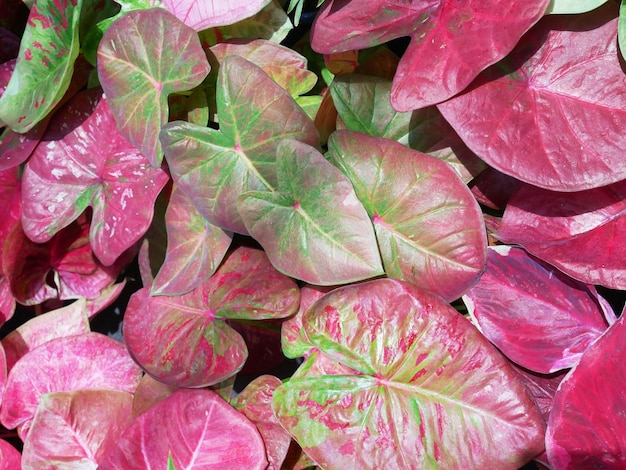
[438,4,626,191]
[152,185,232,296]
[99,388,267,469]
[238,139,383,285]
[124,246,299,387]
[97,8,210,167]
[2,298,90,371]
[0,438,20,469]
[311,0,549,111]
[497,181,626,290]
[233,375,291,470]
[464,246,610,373]
[21,88,169,266]
[0,332,142,438]
[162,0,270,30]
[327,131,487,301]
[0,0,84,131]
[546,314,626,469]
[21,390,133,468]
[273,279,545,469]
[161,55,318,234]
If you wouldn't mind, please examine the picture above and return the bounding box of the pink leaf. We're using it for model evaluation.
[546,314,626,469]
[0,439,20,469]
[311,0,549,110]
[438,4,626,191]
[162,0,271,31]
[99,388,268,469]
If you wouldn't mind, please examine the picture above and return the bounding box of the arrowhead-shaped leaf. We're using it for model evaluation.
[273,279,545,469]
[327,131,487,300]
[546,314,626,468]
[21,390,134,468]
[152,185,233,296]
[438,4,626,191]
[311,0,550,110]
[124,246,300,387]
[97,8,210,166]
[0,0,83,131]
[21,88,169,266]
[238,139,383,285]
[99,388,268,469]
[464,246,611,373]
[162,55,318,234]
[497,181,626,290]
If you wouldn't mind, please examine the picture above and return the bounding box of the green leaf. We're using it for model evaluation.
[237,139,383,285]
[0,0,84,132]
[97,8,210,167]
[620,1,626,61]
[547,0,607,14]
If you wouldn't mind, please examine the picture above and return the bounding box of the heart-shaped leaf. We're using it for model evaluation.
[21,390,134,469]
[0,332,142,438]
[99,388,268,469]
[464,246,611,373]
[21,88,169,266]
[546,314,626,468]
[330,75,484,183]
[238,139,383,285]
[438,4,626,191]
[273,279,545,469]
[97,8,211,166]
[162,55,318,234]
[0,0,83,131]
[162,0,270,30]
[152,185,233,296]
[311,0,550,111]
[497,181,626,289]
[124,246,300,387]
[327,131,487,301]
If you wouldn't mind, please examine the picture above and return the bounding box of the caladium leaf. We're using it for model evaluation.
[546,314,626,468]
[0,165,20,321]
[124,246,300,387]
[131,373,176,418]
[238,139,384,285]
[152,185,232,296]
[547,0,607,14]
[233,375,291,470]
[21,390,134,469]
[464,246,611,373]
[21,88,169,266]
[438,4,626,191]
[311,0,550,111]
[327,131,487,301]
[99,388,268,469]
[2,298,90,371]
[0,332,142,438]
[161,0,270,30]
[497,181,626,290]
[0,0,83,131]
[470,166,521,211]
[273,279,545,469]
[512,366,566,423]
[161,55,319,234]
[97,8,211,167]
[330,75,485,183]
[0,439,20,469]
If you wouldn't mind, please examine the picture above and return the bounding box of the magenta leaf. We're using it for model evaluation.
[152,185,232,296]
[0,332,142,438]
[0,0,84,131]
[2,299,90,371]
[0,165,20,322]
[327,131,487,301]
[21,390,134,468]
[21,88,169,266]
[497,181,626,290]
[238,139,383,285]
[546,314,626,468]
[273,279,545,469]
[124,245,300,387]
[99,388,268,469]
[0,439,20,469]
[233,375,292,470]
[330,74,485,183]
[311,0,549,111]
[438,4,626,191]
[131,374,177,418]
[161,55,319,234]
[97,8,210,166]
[162,0,270,30]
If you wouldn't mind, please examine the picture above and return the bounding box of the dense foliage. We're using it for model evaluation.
[0,0,624,468]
